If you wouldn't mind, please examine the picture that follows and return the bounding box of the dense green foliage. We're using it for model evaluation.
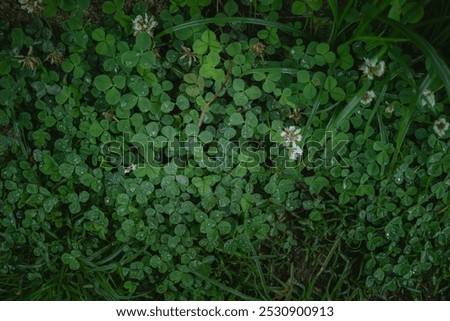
[1,0,449,300]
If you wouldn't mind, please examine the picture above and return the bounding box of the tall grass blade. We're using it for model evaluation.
[241,67,298,77]
[303,92,322,143]
[327,82,371,132]
[191,270,258,301]
[389,74,434,176]
[155,17,307,40]
[327,0,339,43]
[380,17,450,96]
[364,80,389,139]
[246,236,271,300]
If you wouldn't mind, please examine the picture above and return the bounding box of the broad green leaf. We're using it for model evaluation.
[176,95,190,110]
[89,121,104,138]
[59,163,75,178]
[292,1,307,15]
[135,32,152,52]
[245,86,262,100]
[120,93,138,109]
[245,111,258,128]
[198,130,213,143]
[121,51,140,68]
[113,75,126,89]
[161,101,175,113]
[94,75,112,91]
[139,52,156,69]
[101,1,116,14]
[233,92,248,106]
[229,113,244,126]
[303,83,317,99]
[106,87,121,105]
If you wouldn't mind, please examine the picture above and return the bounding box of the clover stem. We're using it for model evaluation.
[197,61,232,128]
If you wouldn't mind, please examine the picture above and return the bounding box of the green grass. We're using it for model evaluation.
[1,0,449,301]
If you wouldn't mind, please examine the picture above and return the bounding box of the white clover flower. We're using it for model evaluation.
[289,145,303,160]
[15,47,40,70]
[132,13,158,37]
[180,46,198,67]
[384,101,394,113]
[18,0,42,14]
[281,126,302,147]
[373,60,385,77]
[124,163,137,174]
[251,42,266,57]
[421,89,435,108]
[361,90,376,105]
[433,117,449,138]
[359,57,386,80]
[45,50,64,65]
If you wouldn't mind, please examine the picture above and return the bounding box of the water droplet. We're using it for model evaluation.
[395,176,403,184]
[343,180,348,190]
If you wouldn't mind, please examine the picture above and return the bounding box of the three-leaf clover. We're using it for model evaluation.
[94,74,126,105]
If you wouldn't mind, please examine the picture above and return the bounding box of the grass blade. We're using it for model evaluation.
[155,17,307,40]
[303,91,323,144]
[364,80,389,139]
[246,236,271,300]
[241,67,298,77]
[327,82,371,132]
[389,74,434,176]
[377,111,388,145]
[327,0,339,43]
[379,17,450,96]
[331,0,357,43]
[191,270,258,301]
